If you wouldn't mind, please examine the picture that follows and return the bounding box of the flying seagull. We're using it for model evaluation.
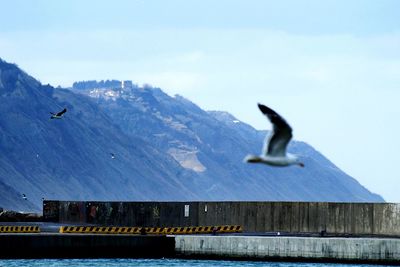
[50,108,67,119]
[244,103,304,167]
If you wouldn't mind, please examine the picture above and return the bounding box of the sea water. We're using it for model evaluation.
[0,259,394,267]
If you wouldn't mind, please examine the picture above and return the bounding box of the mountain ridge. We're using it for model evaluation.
[0,59,384,212]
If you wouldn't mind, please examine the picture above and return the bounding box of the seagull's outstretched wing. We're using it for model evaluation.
[258,103,292,157]
[56,108,67,117]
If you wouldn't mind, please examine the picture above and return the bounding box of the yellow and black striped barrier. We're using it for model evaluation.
[161,225,242,235]
[59,226,142,234]
[0,226,40,233]
[59,225,242,235]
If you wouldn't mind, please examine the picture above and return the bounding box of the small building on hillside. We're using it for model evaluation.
[121,80,133,90]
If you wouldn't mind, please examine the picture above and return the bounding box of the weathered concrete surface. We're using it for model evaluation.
[174,235,400,264]
[44,201,400,236]
[0,234,174,258]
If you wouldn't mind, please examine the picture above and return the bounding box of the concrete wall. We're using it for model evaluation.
[43,201,400,236]
[174,235,400,264]
[2,233,399,263]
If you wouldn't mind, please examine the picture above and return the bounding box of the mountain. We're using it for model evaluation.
[0,59,383,212]
[71,81,383,203]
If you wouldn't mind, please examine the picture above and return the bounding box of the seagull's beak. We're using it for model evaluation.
[298,162,305,168]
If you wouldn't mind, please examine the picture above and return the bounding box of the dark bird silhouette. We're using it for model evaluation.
[50,108,67,119]
[244,103,304,167]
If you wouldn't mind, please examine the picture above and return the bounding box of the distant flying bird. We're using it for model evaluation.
[110,153,115,159]
[244,103,304,167]
[22,194,27,200]
[50,108,67,119]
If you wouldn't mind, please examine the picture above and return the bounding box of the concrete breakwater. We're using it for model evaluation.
[19,200,400,263]
[1,233,400,264]
[174,235,400,264]
[44,201,400,236]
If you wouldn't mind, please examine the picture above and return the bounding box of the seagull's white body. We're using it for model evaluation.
[245,103,304,168]
[51,116,63,120]
[245,153,299,166]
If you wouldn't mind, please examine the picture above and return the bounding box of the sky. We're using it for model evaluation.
[1,0,399,202]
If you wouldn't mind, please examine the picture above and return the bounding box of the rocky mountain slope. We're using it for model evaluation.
[0,59,383,211]
[76,83,383,203]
